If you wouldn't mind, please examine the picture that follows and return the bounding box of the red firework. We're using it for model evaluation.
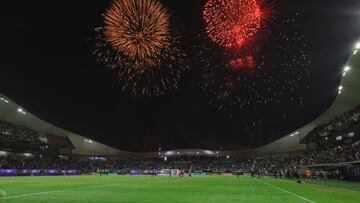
[229,56,256,70]
[203,0,264,49]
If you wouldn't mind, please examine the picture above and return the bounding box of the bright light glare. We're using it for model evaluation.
[23,153,32,157]
[84,139,93,143]
[17,108,26,114]
[290,131,299,137]
[0,97,9,103]
[0,151,8,156]
[355,42,360,49]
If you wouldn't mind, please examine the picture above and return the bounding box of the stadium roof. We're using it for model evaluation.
[1,40,360,157]
[0,94,135,157]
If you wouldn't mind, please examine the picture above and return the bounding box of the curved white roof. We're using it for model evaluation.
[0,94,133,157]
[1,42,359,157]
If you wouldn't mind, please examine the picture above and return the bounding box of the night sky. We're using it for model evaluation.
[1,0,359,152]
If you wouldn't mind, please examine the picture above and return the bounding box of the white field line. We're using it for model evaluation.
[253,178,316,203]
[0,183,119,200]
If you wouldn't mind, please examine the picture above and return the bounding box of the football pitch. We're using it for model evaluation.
[0,175,360,203]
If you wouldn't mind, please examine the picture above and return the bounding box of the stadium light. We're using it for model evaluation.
[342,66,350,77]
[23,153,32,157]
[355,42,360,50]
[290,131,299,137]
[353,42,360,54]
[336,136,342,141]
[338,86,344,94]
[0,97,9,103]
[338,86,343,94]
[84,139,93,143]
[226,155,230,159]
[17,108,26,115]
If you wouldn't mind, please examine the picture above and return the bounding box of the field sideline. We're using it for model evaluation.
[0,175,360,203]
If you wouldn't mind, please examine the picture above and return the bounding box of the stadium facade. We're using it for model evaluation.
[1,44,359,157]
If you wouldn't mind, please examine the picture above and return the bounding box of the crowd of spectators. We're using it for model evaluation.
[253,141,360,180]
[0,141,358,173]
[0,142,359,180]
[314,105,360,134]
[0,120,43,145]
[1,106,360,180]
[257,141,360,170]
[305,105,360,148]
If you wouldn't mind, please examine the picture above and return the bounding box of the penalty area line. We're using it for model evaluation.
[253,178,316,203]
[0,183,119,200]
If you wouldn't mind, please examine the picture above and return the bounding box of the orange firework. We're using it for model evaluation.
[104,0,170,66]
[203,0,264,49]
[94,0,188,97]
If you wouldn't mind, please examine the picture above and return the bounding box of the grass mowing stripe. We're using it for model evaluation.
[253,178,316,203]
[0,183,120,200]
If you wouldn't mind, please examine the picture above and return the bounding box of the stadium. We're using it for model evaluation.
[1,0,360,202]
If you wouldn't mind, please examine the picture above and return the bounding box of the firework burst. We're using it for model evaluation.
[104,0,169,65]
[203,0,265,49]
[198,15,310,110]
[94,0,188,97]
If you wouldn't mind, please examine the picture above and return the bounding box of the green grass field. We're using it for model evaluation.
[1,175,360,203]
